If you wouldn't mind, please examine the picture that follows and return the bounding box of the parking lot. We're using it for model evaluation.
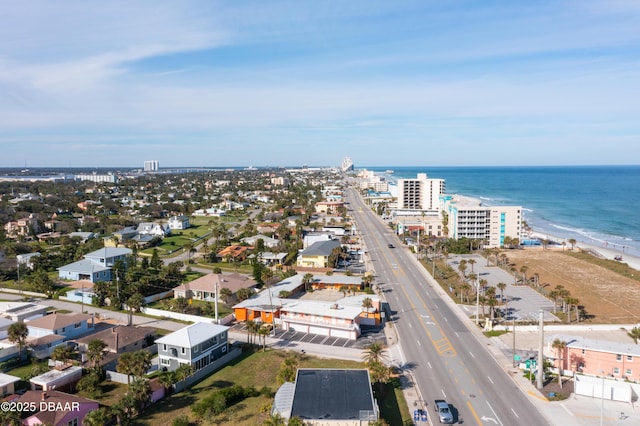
[231,322,386,350]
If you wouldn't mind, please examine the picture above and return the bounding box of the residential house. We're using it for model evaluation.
[29,365,83,391]
[155,322,229,372]
[0,373,20,397]
[62,280,95,305]
[137,222,170,237]
[173,273,258,301]
[0,317,14,339]
[250,252,288,267]
[547,334,640,382]
[216,245,252,263]
[241,234,279,248]
[302,232,334,249]
[0,302,48,322]
[74,325,156,370]
[14,390,99,426]
[57,247,131,282]
[28,334,67,359]
[75,325,156,355]
[27,313,94,340]
[104,226,137,247]
[168,215,190,230]
[68,231,95,242]
[17,252,41,269]
[296,239,341,268]
[314,200,344,214]
[272,369,378,425]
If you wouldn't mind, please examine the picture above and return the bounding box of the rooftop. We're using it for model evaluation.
[548,334,640,357]
[290,369,376,420]
[27,313,93,330]
[155,322,228,348]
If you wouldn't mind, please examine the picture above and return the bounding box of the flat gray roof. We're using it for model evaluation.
[290,369,375,420]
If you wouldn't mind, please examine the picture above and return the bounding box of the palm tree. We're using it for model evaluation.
[126,293,145,326]
[301,273,314,292]
[362,342,387,365]
[128,378,152,411]
[175,363,193,382]
[552,338,567,388]
[627,327,640,344]
[361,297,374,318]
[468,258,476,273]
[246,319,258,344]
[157,370,177,394]
[339,285,349,297]
[263,413,286,426]
[51,344,75,365]
[83,407,109,426]
[458,261,468,278]
[568,238,577,250]
[258,326,270,352]
[496,282,507,303]
[8,322,28,360]
[219,287,233,303]
[131,350,152,378]
[116,352,136,385]
[519,265,528,285]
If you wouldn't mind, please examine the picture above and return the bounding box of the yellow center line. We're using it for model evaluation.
[466,400,483,426]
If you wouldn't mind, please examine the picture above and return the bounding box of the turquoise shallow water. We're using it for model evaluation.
[366,165,640,257]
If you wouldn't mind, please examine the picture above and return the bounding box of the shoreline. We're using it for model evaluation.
[529,231,640,272]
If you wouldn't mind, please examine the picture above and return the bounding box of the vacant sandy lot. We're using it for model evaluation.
[504,249,640,324]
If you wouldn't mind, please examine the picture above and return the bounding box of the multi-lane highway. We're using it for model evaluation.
[345,187,549,426]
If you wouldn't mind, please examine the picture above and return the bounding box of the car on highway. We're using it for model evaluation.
[388,243,395,248]
[434,400,454,424]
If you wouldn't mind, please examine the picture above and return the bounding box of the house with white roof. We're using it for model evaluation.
[57,247,131,282]
[168,215,190,230]
[0,372,20,397]
[241,234,279,248]
[136,222,170,237]
[155,322,229,372]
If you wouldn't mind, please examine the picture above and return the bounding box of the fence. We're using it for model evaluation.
[140,307,234,325]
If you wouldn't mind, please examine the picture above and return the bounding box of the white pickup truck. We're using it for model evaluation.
[434,400,454,424]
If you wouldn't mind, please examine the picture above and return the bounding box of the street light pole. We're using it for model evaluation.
[475,283,480,325]
[537,310,544,389]
[512,316,517,367]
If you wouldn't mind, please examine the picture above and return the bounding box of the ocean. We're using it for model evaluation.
[366,165,640,258]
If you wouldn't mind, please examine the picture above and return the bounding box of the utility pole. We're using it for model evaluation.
[537,310,544,389]
[475,283,480,325]
[512,316,517,367]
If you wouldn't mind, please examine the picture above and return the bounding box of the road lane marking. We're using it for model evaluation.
[487,376,494,384]
[559,403,574,416]
[466,400,483,426]
[427,362,432,369]
[469,351,475,358]
[441,389,447,399]
[417,340,422,346]
[511,408,519,418]
[486,401,503,426]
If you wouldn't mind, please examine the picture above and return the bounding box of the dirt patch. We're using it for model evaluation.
[503,249,640,323]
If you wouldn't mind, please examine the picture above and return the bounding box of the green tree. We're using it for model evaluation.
[116,352,136,385]
[175,363,194,382]
[86,339,108,373]
[51,344,75,364]
[128,378,152,412]
[131,350,152,378]
[77,370,102,398]
[361,297,374,318]
[362,342,387,365]
[302,273,314,292]
[157,370,177,394]
[150,248,162,269]
[627,327,640,344]
[126,293,146,326]
[276,355,299,385]
[8,322,29,360]
[83,407,110,426]
[551,338,567,388]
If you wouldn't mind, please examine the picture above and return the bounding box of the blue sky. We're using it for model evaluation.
[1,1,639,168]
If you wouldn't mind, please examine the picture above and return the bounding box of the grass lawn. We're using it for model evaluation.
[77,380,129,407]
[135,347,408,425]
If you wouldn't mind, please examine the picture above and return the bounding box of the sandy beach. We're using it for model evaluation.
[529,231,640,272]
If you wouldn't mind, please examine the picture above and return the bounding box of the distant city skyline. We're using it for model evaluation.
[1,1,639,168]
